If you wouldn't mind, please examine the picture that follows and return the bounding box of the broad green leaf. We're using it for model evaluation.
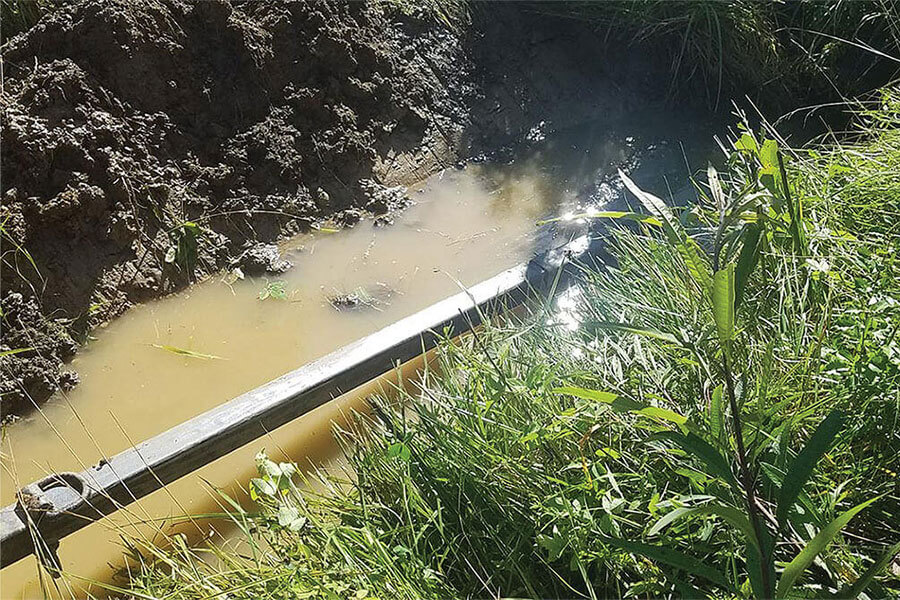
[759,139,779,169]
[648,504,757,550]
[553,387,687,426]
[537,211,662,227]
[537,527,567,561]
[734,133,758,154]
[654,431,735,484]
[552,386,620,405]
[587,321,681,345]
[776,497,879,599]
[249,477,277,499]
[776,411,844,525]
[759,166,780,200]
[712,264,736,343]
[709,385,724,445]
[600,535,733,590]
[277,505,300,527]
[835,542,900,599]
[679,238,714,294]
[761,462,821,527]
[639,406,689,426]
[734,223,762,310]
[387,442,412,462]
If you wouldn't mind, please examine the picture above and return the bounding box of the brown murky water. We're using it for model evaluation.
[0,116,707,598]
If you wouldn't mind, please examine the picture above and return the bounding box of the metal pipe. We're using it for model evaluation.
[0,235,589,568]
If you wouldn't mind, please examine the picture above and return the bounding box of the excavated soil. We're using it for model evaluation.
[0,0,673,418]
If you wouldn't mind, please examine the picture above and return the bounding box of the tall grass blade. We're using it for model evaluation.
[776,410,844,525]
[835,542,900,599]
[734,223,762,309]
[600,535,733,590]
[585,321,681,345]
[776,497,879,599]
[653,431,735,485]
[150,344,225,360]
[648,504,758,550]
[553,386,687,425]
[0,348,32,357]
[618,169,680,240]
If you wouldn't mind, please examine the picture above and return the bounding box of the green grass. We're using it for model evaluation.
[378,0,470,32]
[528,0,900,107]
[108,88,900,599]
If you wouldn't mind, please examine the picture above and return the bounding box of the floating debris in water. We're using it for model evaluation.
[232,243,292,275]
[150,344,225,360]
[328,283,396,312]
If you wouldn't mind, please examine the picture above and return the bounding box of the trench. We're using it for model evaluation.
[0,112,713,598]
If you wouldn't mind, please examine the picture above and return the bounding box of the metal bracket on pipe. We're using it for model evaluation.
[12,472,90,575]
[0,234,591,569]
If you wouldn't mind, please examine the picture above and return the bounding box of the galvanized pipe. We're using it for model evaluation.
[0,236,590,568]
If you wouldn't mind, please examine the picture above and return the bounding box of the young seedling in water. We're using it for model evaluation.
[150,344,224,360]
[258,280,288,301]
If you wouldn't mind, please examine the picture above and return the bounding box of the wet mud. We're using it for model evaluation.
[0,0,674,417]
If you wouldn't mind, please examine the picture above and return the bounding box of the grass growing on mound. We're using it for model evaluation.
[119,94,900,599]
[527,0,900,107]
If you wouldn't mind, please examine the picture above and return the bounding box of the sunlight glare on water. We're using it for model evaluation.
[0,116,707,598]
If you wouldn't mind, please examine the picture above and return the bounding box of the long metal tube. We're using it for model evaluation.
[0,236,589,568]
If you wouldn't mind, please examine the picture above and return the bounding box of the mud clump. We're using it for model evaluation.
[1,0,472,417]
[232,243,292,276]
[1,0,667,417]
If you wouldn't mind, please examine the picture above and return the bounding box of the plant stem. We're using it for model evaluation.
[722,349,773,598]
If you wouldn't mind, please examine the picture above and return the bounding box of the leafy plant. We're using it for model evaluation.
[561,131,897,598]
[164,221,202,272]
[0,0,59,44]
[258,279,287,301]
[122,94,900,600]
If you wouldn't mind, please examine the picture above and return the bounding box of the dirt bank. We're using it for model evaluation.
[0,0,672,418]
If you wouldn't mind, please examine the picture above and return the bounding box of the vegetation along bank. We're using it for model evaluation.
[4,0,900,418]
[126,85,900,600]
[1,0,899,597]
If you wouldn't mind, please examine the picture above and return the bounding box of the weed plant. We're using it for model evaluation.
[117,91,900,599]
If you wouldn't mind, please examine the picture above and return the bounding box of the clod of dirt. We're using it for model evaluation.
[359,178,411,215]
[328,283,395,312]
[232,243,293,276]
[329,292,364,311]
[0,292,79,418]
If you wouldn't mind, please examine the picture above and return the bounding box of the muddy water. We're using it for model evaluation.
[0,117,705,598]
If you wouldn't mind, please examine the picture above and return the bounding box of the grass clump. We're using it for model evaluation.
[378,0,470,32]
[120,93,900,599]
[529,0,900,107]
[0,0,59,45]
